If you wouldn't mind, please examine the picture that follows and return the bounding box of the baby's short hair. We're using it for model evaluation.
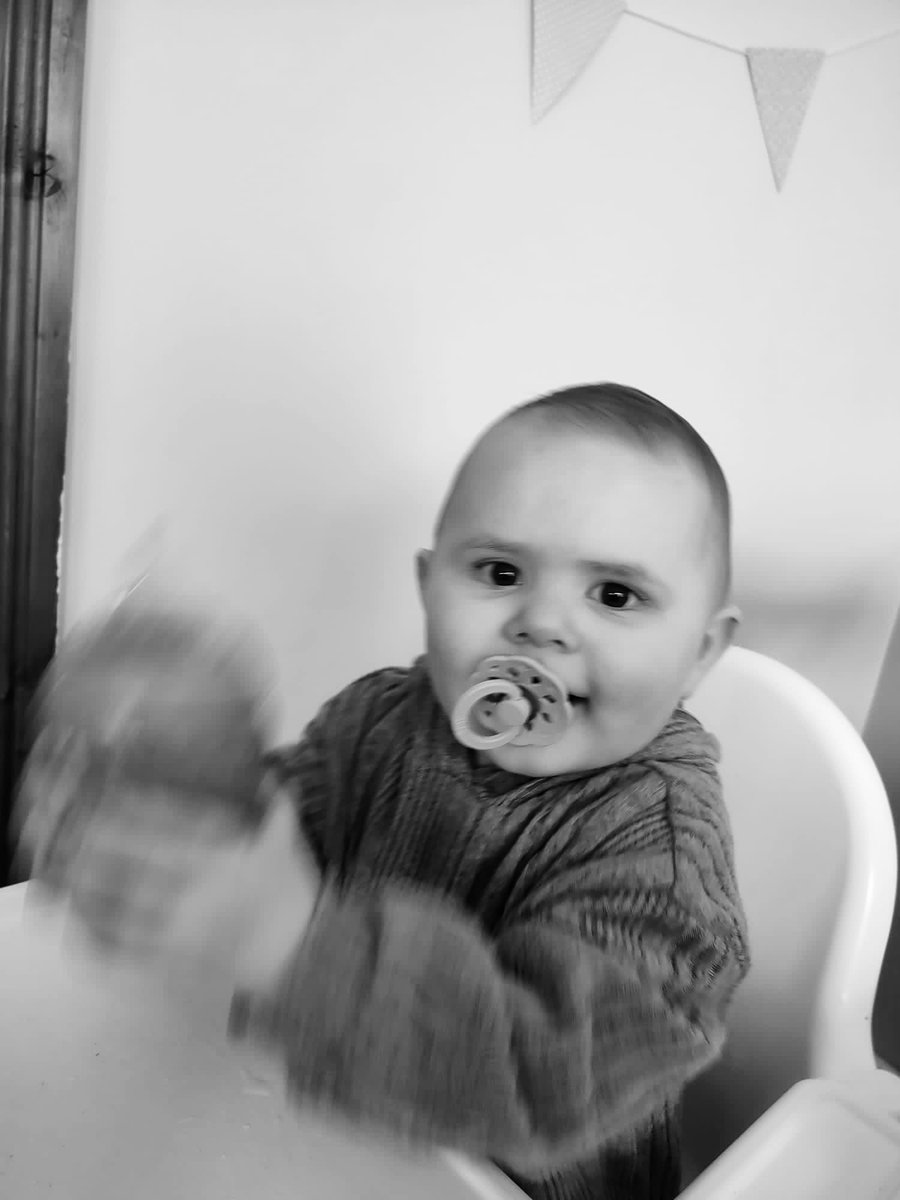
[509,382,732,608]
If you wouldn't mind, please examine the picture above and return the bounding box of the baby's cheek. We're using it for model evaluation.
[423,621,462,687]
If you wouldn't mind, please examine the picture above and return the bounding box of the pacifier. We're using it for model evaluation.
[450,655,573,751]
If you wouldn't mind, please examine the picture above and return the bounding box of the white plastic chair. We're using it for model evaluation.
[679,645,898,1184]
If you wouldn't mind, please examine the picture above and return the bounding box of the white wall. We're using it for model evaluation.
[62,0,900,741]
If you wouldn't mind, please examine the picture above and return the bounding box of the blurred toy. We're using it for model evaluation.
[32,586,272,815]
[15,537,277,922]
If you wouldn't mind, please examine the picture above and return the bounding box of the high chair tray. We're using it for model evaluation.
[680,1074,900,1199]
[0,882,524,1200]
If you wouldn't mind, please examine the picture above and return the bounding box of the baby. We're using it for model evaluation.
[17,383,749,1200]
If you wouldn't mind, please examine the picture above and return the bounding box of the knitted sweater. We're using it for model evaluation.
[229,658,750,1200]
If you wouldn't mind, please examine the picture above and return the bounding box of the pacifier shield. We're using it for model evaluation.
[450,655,573,750]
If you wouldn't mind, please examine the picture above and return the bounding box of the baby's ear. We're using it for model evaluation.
[682,604,742,700]
[414,549,433,600]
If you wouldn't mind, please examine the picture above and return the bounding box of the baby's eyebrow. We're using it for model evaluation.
[456,536,525,555]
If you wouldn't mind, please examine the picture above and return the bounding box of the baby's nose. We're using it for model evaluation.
[503,596,576,651]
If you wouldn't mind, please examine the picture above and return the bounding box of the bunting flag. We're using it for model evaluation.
[746,49,825,191]
[530,1,899,191]
[532,0,626,122]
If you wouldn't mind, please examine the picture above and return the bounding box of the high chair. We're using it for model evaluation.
[679,645,899,1192]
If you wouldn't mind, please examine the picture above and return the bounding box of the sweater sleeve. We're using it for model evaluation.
[261,666,411,874]
[228,845,747,1174]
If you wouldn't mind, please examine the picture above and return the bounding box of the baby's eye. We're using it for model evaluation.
[475,560,520,587]
[592,582,640,609]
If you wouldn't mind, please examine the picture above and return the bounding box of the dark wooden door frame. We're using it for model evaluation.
[1,0,87,883]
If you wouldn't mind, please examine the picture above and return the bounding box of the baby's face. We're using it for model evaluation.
[417,420,732,776]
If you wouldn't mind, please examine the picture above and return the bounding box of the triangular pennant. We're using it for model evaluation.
[532,0,626,123]
[746,48,825,190]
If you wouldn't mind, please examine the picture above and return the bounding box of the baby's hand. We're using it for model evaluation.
[229,776,322,990]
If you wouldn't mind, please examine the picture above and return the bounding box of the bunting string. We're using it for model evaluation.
[532,2,900,190]
[626,11,900,58]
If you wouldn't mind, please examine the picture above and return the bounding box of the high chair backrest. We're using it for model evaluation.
[680,645,897,1174]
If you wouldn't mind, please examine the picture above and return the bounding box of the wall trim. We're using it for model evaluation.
[0,0,87,882]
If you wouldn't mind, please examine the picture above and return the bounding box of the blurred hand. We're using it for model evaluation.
[229,780,322,990]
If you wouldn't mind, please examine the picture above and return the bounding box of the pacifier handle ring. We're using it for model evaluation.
[450,679,524,750]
